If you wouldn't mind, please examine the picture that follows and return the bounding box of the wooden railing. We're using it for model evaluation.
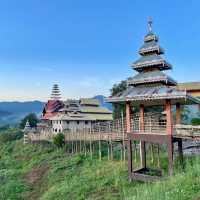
[27,113,200,143]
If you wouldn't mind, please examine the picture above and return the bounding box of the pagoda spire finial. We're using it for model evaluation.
[148,16,153,32]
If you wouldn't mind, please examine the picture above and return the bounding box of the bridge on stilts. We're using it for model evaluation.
[27,112,200,182]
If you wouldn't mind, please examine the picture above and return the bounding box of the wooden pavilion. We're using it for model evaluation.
[107,18,200,181]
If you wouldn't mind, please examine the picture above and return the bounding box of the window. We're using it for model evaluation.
[77,121,79,125]
[60,121,61,124]
[85,121,88,125]
[67,121,70,124]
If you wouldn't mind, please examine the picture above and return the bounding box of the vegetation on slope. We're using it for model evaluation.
[0,136,200,200]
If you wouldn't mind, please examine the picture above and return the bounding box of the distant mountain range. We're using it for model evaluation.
[0,96,112,126]
[0,101,45,126]
[93,95,113,111]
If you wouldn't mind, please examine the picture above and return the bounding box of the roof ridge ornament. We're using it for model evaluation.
[148,16,153,32]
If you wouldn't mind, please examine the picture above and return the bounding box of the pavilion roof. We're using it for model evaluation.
[132,54,172,72]
[127,70,177,86]
[80,98,100,106]
[139,40,164,55]
[107,85,200,106]
[80,106,112,114]
[49,112,112,121]
[177,82,200,91]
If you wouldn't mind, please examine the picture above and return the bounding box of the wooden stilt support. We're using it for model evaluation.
[140,104,146,168]
[166,100,173,176]
[157,144,160,168]
[99,124,102,161]
[89,127,92,159]
[127,139,133,181]
[134,142,137,162]
[126,102,131,132]
[107,141,110,160]
[178,139,184,167]
[110,138,113,160]
[176,103,181,124]
[121,111,126,162]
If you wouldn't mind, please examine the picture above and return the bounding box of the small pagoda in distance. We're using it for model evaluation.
[42,84,64,120]
[108,18,200,181]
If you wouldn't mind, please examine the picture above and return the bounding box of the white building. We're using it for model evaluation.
[49,98,112,134]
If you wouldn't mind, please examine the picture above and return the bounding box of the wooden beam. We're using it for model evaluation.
[139,104,146,168]
[127,139,133,181]
[165,100,173,135]
[126,102,131,132]
[139,104,145,132]
[176,103,181,124]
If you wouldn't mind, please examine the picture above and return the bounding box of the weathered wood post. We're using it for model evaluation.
[79,131,82,153]
[98,123,102,161]
[84,127,87,156]
[126,101,133,179]
[121,111,126,162]
[89,127,93,159]
[140,104,146,168]
[71,132,74,154]
[157,144,160,168]
[176,103,183,167]
[166,99,173,176]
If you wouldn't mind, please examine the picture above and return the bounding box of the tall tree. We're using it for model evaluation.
[19,113,39,129]
[110,80,127,119]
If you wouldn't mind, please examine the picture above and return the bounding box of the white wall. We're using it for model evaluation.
[51,120,92,134]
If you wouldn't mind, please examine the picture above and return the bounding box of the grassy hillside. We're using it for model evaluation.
[0,139,200,200]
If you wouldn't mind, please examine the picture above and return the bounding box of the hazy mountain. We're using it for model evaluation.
[0,97,112,126]
[93,95,113,111]
[0,101,45,126]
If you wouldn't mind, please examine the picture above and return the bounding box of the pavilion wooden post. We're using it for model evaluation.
[176,103,181,124]
[126,102,131,132]
[126,101,133,179]
[176,103,184,167]
[166,99,173,176]
[139,104,146,168]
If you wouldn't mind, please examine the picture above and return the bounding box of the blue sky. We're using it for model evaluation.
[0,0,200,101]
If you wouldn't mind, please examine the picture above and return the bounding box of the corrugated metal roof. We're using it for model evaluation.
[128,71,177,86]
[80,98,100,106]
[80,106,112,114]
[107,85,200,105]
[177,82,200,91]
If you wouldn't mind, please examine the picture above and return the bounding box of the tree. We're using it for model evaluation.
[110,80,127,96]
[191,118,200,126]
[19,113,39,129]
[53,133,65,148]
[110,80,128,119]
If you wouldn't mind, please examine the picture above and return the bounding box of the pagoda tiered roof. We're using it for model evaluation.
[139,40,164,55]
[108,85,200,106]
[107,18,200,106]
[132,54,172,72]
[127,71,177,86]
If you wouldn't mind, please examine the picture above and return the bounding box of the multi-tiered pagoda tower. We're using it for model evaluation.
[108,18,200,181]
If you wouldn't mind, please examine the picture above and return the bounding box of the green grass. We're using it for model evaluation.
[0,140,200,200]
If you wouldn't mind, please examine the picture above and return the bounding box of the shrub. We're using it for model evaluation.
[0,129,24,143]
[52,133,65,148]
[191,118,200,126]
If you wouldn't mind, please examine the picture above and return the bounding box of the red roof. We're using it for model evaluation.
[42,100,64,120]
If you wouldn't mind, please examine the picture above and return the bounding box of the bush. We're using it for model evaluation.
[191,118,200,126]
[0,129,24,143]
[52,133,65,148]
